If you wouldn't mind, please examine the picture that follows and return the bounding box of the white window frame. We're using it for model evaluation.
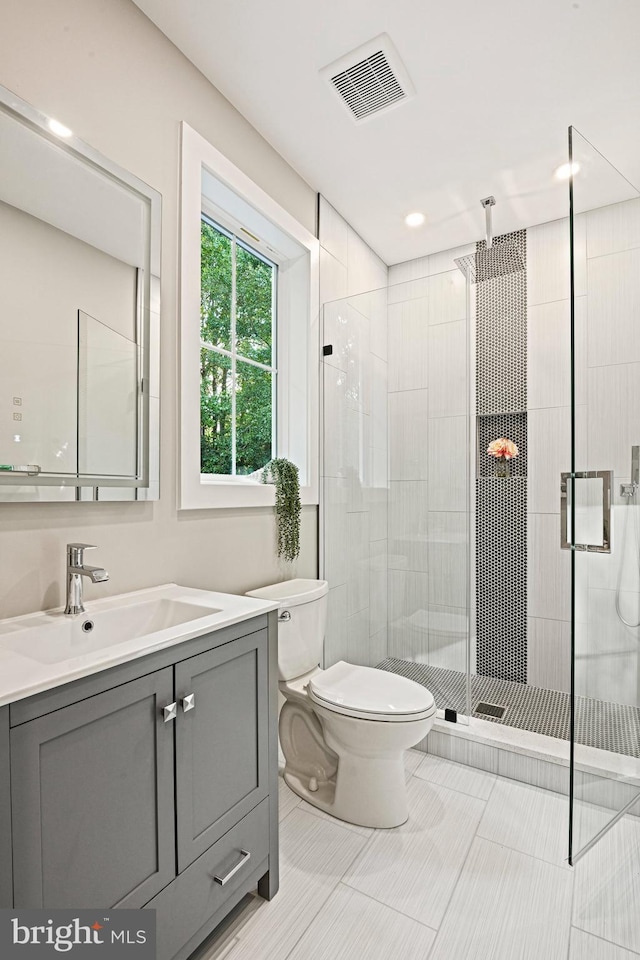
[180,122,319,509]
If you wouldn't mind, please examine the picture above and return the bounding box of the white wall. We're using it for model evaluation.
[0,0,318,619]
[319,198,388,668]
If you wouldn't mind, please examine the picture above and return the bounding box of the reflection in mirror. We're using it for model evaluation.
[0,83,160,501]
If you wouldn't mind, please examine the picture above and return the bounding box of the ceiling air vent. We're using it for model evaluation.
[321,34,415,123]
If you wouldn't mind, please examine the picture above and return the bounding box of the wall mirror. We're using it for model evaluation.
[0,84,160,502]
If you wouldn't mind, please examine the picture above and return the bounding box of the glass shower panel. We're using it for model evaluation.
[569,126,640,863]
[321,268,470,721]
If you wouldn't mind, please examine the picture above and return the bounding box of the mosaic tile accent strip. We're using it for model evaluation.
[476,230,527,417]
[475,229,527,683]
[476,477,527,682]
[378,658,640,758]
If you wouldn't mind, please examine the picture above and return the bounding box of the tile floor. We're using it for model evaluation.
[193,750,640,960]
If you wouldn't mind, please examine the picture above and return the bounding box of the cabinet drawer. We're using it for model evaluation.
[146,798,269,960]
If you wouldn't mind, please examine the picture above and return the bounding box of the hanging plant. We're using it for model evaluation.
[261,458,301,563]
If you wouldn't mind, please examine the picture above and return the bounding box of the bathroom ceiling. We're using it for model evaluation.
[132,0,640,265]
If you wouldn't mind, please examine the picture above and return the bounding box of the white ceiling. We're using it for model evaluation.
[133,0,640,265]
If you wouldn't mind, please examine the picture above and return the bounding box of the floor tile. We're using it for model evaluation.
[570,928,640,959]
[286,884,436,960]
[573,815,640,954]
[429,838,573,960]
[222,809,368,960]
[342,777,485,928]
[405,747,424,780]
[297,798,373,837]
[278,775,301,822]
[477,777,570,867]
[415,753,497,800]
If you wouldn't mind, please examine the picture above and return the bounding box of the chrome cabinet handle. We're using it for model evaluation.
[182,693,195,713]
[163,702,177,722]
[212,849,251,886]
[278,610,291,622]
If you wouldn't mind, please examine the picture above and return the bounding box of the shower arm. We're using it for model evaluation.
[481,196,496,250]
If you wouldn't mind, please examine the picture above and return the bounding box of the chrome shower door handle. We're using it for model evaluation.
[561,470,612,553]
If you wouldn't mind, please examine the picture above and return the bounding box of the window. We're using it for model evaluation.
[180,123,319,510]
[200,217,276,476]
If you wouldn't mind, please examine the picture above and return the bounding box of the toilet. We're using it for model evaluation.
[246,578,436,828]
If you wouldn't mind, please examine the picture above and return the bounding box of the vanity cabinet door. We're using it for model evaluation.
[175,629,269,872]
[11,668,176,910]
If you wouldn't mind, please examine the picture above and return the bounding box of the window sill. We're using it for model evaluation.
[179,477,317,510]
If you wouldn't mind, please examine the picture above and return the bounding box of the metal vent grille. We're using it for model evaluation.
[330,50,406,120]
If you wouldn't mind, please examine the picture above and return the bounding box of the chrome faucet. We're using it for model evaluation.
[64,543,109,615]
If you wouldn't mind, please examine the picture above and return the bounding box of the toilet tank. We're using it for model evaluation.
[246,579,328,680]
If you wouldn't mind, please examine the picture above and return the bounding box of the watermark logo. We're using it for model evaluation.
[0,910,155,958]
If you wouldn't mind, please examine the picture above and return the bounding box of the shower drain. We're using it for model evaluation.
[474,702,507,719]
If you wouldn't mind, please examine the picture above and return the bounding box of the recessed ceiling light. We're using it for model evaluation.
[48,118,72,138]
[405,212,425,227]
[554,162,580,180]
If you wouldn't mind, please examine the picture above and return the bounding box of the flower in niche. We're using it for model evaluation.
[487,437,519,460]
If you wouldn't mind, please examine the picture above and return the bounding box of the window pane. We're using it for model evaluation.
[235,360,272,475]
[236,243,274,366]
[201,220,232,352]
[200,348,232,474]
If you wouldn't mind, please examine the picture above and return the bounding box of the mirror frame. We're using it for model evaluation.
[0,83,161,502]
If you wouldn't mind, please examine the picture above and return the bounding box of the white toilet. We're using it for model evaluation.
[246,578,436,828]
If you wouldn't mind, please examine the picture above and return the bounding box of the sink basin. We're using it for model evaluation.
[0,598,220,664]
[0,583,279,708]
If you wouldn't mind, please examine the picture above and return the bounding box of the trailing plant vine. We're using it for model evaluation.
[261,458,301,563]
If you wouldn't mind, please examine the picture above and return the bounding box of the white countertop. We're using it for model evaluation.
[0,583,278,708]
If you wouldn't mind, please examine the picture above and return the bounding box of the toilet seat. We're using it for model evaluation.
[308,661,436,723]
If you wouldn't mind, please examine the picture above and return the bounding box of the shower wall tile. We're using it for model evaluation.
[346,511,370,617]
[319,198,349,264]
[322,364,347,479]
[527,617,571,693]
[389,388,429,481]
[527,299,571,409]
[427,270,467,325]
[323,477,348,587]
[367,485,387,542]
[427,603,468,672]
[428,319,467,418]
[347,226,387,297]
[586,196,640,258]
[528,217,586,306]
[324,584,347,669]
[387,569,430,661]
[427,511,468,608]
[320,247,348,305]
[345,607,371,667]
[369,539,388,639]
[428,415,468,511]
[528,512,571,621]
[587,502,640,592]
[527,406,571,514]
[388,480,429,572]
[587,361,640,478]
[387,298,429,392]
[587,247,640,367]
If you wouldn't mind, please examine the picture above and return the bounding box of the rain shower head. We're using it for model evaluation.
[454,197,524,282]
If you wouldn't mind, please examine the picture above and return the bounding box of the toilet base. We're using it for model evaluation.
[282,752,410,829]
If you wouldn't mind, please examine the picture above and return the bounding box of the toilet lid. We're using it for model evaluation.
[308,661,435,720]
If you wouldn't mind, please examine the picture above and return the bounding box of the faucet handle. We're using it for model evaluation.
[67,543,97,565]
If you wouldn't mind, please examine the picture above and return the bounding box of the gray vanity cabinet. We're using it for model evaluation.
[3,612,279,960]
[11,668,176,910]
[175,630,268,872]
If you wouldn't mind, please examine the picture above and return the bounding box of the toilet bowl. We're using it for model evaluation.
[246,579,436,828]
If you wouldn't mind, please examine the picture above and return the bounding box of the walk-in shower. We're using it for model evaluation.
[321,126,640,864]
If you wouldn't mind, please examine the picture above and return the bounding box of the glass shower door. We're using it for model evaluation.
[569,126,640,863]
